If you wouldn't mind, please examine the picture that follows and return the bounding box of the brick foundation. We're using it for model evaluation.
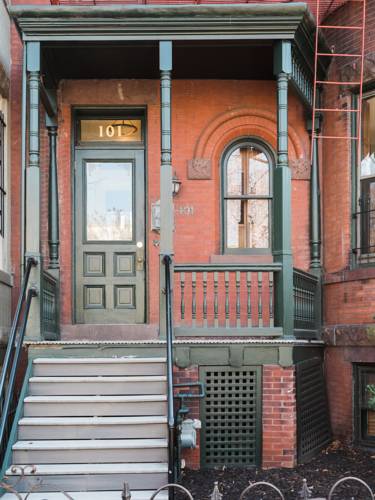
[262,365,297,469]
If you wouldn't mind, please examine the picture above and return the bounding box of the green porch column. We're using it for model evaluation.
[25,41,42,340]
[308,119,322,274]
[273,41,294,338]
[159,41,173,338]
[47,119,60,274]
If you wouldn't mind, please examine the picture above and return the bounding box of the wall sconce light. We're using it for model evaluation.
[172,172,182,197]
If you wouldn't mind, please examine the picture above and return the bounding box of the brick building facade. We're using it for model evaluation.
[0,0,373,492]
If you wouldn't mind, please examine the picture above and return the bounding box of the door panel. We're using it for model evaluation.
[75,149,145,324]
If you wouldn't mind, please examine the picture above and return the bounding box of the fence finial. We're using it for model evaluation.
[210,481,223,500]
[122,481,131,500]
[299,479,313,499]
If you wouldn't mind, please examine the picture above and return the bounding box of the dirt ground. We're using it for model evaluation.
[178,442,375,499]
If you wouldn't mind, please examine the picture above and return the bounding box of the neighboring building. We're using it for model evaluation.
[0,0,373,497]
[0,0,12,352]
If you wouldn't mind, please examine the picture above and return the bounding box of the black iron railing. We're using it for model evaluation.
[41,270,60,340]
[163,254,176,498]
[293,268,320,335]
[0,257,38,460]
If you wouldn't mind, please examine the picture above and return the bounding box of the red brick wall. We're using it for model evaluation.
[262,365,297,469]
[52,79,310,325]
[324,348,353,441]
[321,0,375,325]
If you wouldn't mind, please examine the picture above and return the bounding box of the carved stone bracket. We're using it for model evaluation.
[290,158,310,180]
[187,158,211,179]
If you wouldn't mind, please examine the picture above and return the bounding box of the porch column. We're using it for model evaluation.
[47,119,60,274]
[25,41,41,340]
[159,41,174,338]
[308,119,322,273]
[273,41,294,338]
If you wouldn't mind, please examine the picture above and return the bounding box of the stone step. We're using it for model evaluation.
[5,463,169,492]
[28,376,167,396]
[18,416,168,440]
[13,438,168,464]
[23,394,167,417]
[33,357,167,377]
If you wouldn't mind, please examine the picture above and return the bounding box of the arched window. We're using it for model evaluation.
[222,139,273,253]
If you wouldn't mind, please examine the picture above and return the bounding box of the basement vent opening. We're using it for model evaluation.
[200,366,261,467]
[296,357,332,463]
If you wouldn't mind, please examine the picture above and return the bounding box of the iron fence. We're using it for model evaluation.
[1,474,374,499]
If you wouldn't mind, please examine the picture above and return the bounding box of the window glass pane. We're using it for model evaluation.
[86,162,133,241]
[361,96,375,178]
[248,148,270,195]
[247,200,269,248]
[226,199,269,249]
[226,199,243,248]
[226,148,242,195]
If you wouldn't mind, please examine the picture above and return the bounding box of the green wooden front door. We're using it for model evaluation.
[75,149,145,324]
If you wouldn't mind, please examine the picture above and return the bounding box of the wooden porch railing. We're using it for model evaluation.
[293,267,320,337]
[41,270,60,340]
[173,264,282,336]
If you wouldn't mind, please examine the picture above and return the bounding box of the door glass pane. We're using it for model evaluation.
[248,148,270,195]
[86,162,133,241]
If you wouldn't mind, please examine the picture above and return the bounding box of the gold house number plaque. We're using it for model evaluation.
[80,119,142,143]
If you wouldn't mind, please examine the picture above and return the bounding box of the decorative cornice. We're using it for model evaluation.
[10,3,315,42]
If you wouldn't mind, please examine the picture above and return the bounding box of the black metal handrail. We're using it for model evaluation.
[0,257,38,459]
[163,254,176,498]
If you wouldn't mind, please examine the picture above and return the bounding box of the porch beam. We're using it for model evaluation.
[159,40,173,338]
[40,84,57,119]
[273,40,294,338]
[25,40,42,340]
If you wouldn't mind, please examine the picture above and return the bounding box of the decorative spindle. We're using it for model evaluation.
[225,271,230,328]
[180,272,185,322]
[192,271,197,327]
[258,272,263,327]
[203,271,208,328]
[214,271,219,328]
[247,272,252,327]
[236,271,241,328]
[269,272,274,328]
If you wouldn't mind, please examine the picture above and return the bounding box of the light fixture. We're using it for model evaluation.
[111,120,138,137]
[172,172,182,196]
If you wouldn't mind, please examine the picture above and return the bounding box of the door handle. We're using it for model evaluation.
[136,241,144,271]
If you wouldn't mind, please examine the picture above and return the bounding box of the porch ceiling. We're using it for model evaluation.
[42,40,274,82]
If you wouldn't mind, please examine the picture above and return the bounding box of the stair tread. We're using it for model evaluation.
[13,439,168,450]
[6,463,169,475]
[33,357,166,364]
[25,395,167,402]
[19,416,167,425]
[1,492,168,500]
[29,376,167,382]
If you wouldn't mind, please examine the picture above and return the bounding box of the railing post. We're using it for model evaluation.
[25,41,42,341]
[159,41,174,338]
[273,41,294,338]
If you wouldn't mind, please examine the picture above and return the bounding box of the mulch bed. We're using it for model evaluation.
[178,442,375,499]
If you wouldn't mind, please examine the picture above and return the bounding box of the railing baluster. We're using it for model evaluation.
[269,272,274,328]
[236,271,241,328]
[247,272,252,327]
[258,272,263,328]
[180,272,185,322]
[214,271,219,328]
[203,271,208,328]
[225,271,230,328]
[192,271,197,328]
